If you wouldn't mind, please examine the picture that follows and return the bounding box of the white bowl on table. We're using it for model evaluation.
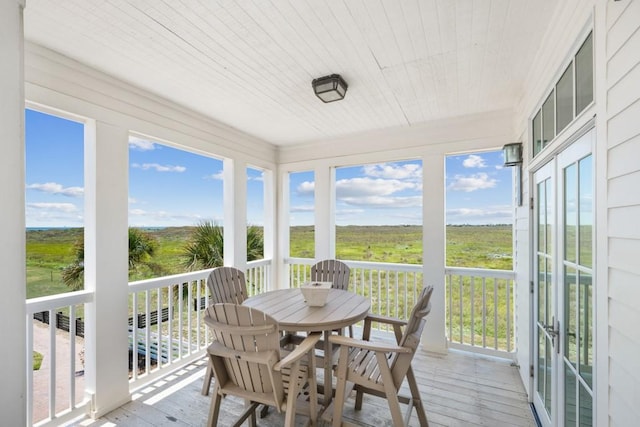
[300,281,332,307]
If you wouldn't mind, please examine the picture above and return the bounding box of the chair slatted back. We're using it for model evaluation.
[390,285,433,386]
[205,303,284,399]
[311,259,351,291]
[207,266,248,305]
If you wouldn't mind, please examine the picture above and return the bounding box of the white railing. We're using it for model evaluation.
[246,258,271,295]
[445,267,515,357]
[127,269,212,387]
[286,259,516,357]
[26,290,93,427]
[286,258,423,331]
[127,260,272,387]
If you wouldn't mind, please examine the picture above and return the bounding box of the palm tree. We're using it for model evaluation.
[61,228,158,290]
[182,221,264,271]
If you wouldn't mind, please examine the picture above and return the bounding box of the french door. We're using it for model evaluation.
[532,129,594,427]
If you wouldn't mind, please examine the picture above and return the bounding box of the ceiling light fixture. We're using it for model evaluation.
[312,74,348,103]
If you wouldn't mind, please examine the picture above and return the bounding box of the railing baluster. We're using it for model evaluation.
[49,308,56,419]
[482,277,486,348]
[447,273,452,344]
[494,278,499,350]
[69,304,76,408]
[458,275,463,344]
[144,290,150,374]
[470,276,475,347]
[507,277,512,352]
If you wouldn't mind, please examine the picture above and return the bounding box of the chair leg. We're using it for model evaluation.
[201,360,213,396]
[407,367,429,426]
[375,352,404,427]
[207,387,222,427]
[332,346,350,427]
[285,360,302,427]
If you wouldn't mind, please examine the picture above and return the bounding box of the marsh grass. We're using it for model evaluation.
[28,225,514,349]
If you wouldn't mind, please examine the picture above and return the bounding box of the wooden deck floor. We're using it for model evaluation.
[75,345,534,427]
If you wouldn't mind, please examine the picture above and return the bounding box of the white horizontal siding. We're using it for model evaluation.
[606,0,640,424]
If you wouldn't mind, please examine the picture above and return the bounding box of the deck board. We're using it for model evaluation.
[77,344,535,426]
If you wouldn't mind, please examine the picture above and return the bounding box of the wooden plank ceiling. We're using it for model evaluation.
[24,0,559,146]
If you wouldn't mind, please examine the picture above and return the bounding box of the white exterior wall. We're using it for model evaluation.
[515,1,640,425]
[602,0,640,424]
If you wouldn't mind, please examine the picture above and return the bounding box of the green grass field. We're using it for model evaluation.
[27,224,514,351]
[27,225,512,298]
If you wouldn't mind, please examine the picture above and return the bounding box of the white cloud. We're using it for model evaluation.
[27,202,78,213]
[128,197,137,204]
[296,181,315,195]
[341,195,422,208]
[128,208,206,223]
[462,154,487,168]
[362,163,422,180]
[129,137,156,151]
[446,206,513,224]
[336,177,418,198]
[335,208,366,215]
[131,163,186,173]
[206,170,224,180]
[26,182,84,198]
[290,205,315,213]
[448,173,497,192]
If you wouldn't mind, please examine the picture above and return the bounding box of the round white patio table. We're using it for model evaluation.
[243,288,370,408]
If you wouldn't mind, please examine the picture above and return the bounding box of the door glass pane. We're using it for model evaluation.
[579,155,593,268]
[538,255,546,322]
[579,381,593,426]
[565,266,577,366]
[538,181,546,252]
[565,163,577,263]
[546,258,553,327]
[545,180,553,256]
[545,335,553,414]
[538,328,546,397]
[542,91,555,149]
[576,32,594,114]
[579,271,593,388]
[557,63,574,133]
[565,362,577,427]
[533,111,543,156]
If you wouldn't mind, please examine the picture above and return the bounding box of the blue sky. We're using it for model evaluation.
[25,109,512,228]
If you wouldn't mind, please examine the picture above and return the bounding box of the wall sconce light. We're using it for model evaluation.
[312,74,348,103]
[503,142,524,206]
[503,142,523,166]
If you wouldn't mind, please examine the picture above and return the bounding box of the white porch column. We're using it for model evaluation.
[314,165,335,259]
[223,158,247,270]
[422,154,448,352]
[277,169,290,289]
[0,0,26,423]
[84,121,130,417]
[262,169,278,289]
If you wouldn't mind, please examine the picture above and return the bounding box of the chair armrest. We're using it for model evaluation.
[329,335,412,354]
[365,313,407,327]
[274,332,322,371]
[207,341,279,365]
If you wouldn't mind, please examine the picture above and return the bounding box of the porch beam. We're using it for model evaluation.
[0,0,26,423]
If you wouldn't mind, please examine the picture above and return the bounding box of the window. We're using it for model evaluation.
[532,31,593,158]
[25,108,85,297]
[445,150,513,270]
[289,171,315,258]
[128,136,223,278]
[334,161,422,264]
[247,166,265,260]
